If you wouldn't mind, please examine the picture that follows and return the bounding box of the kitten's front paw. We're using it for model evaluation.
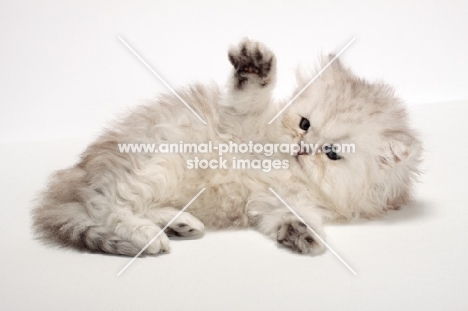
[228,38,276,89]
[277,216,325,255]
[165,212,205,238]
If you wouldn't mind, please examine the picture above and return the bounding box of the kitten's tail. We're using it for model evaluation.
[32,206,140,255]
[31,168,140,256]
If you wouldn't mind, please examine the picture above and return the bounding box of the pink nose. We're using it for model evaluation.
[297,147,308,155]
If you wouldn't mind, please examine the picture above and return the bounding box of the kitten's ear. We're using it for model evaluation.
[322,54,341,69]
[379,131,422,168]
[321,54,354,79]
[295,54,353,90]
[295,54,347,85]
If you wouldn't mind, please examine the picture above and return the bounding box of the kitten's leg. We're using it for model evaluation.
[111,210,171,255]
[246,195,325,255]
[220,38,277,135]
[146,207,205,238]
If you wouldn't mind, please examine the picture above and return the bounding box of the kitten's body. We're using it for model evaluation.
[32,39,421,256]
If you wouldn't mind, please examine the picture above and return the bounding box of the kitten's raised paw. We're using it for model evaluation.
[165,212,205,239]
[228,38,276,89]
[277,217,325,255]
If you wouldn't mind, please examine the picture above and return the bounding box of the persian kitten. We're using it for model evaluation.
[32,38,422,256]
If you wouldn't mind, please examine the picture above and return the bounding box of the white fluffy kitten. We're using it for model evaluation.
[32,38,422,256]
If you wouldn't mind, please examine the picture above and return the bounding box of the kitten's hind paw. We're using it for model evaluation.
[165,212,205,239]
[228,38,276,89]
[131,225,171,255]
[277,216,325,255]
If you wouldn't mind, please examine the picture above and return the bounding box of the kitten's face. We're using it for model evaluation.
[281,58,422,219]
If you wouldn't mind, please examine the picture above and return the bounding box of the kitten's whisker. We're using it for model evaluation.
[268,188,357,276]
[267,37,356,125]
[118,36,208,125]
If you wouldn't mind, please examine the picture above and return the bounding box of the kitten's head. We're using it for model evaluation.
[281,56,422,220]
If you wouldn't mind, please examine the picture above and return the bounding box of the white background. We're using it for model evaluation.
[1,1,468,310]
[1,0,468,143]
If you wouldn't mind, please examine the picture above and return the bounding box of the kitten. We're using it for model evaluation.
[32,38,422,256]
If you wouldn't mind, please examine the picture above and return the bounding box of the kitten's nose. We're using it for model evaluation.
[297,145,309,155]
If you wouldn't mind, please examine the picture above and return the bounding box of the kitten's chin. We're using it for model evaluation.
[290,156,309,181]
[294,154,307,168]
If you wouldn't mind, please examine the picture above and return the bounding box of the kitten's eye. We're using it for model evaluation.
[326,146,342,161]
[299,117,310,131]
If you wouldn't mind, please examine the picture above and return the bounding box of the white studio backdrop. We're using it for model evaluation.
[1,0,467,143]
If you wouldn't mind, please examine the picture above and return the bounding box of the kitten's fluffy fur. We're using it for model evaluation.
[32,39,422,256]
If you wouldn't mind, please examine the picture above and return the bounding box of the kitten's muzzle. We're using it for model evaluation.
[297,145,309,156]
